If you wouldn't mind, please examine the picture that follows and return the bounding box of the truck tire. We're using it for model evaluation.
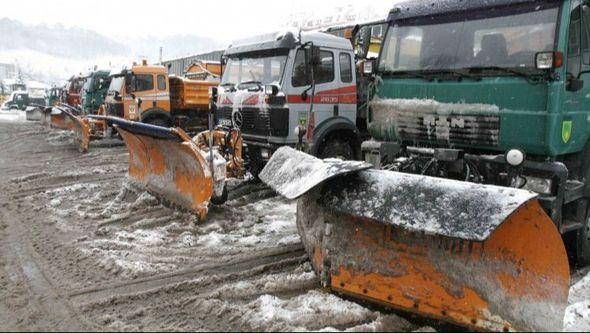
[211,186,228,205]
[248,148,264,179]
[576,212,590,266]
[318,137,354,160]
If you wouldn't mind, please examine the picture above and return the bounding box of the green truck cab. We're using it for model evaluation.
[2,91,29,110]
[81,70,111,114]
[362,0,590,263]
[45,87,63,107]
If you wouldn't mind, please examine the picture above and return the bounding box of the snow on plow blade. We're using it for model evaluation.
[260,147,570,332]
[108,117,214,220]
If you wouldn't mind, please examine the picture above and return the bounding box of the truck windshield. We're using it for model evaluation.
[108,77,124,95]
[221,53,288,88]
[379,2,560,74]
[83,78,93,92]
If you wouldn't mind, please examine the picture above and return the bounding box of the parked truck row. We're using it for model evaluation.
[30,0,590,330]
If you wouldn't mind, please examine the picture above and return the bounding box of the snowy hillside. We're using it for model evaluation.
[0,18,222,83]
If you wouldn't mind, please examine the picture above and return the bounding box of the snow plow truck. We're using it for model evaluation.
[49,61,221,153]
[260,0,590,331]
[96,27,379,220]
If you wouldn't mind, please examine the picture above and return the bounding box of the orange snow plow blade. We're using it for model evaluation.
[260,147,570,332]
[51,106,92,153]
[104,116,243,221]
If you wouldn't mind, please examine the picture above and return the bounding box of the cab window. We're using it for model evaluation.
[569,4,583,76]
[292,49,335,87]
[157,75,167,91]
[339,53,353,83]
[135,74,154,92]
[583,5,590,64]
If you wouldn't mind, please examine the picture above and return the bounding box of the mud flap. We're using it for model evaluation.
[108,117,215,221]
[260,148,570,331]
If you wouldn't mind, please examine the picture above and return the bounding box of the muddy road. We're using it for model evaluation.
[0,114,421,331]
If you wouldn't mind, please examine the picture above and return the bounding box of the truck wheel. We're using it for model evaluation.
[318,137,354,160]
[211,186,228,205]
[576,212,590,266]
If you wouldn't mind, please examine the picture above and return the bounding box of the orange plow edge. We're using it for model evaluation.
[50,106,92,153]
[260,147,570,332]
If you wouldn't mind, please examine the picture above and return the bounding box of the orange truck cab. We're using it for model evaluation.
[103,60,219,130]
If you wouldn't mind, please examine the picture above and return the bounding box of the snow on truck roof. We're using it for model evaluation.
[388,0,556,21]
[224,30,352,57]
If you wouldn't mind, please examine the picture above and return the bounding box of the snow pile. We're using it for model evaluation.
[259,146,371,200]
[244,290,375,331]
[74,181,298,279]
[565,271,590,331]
[0,110,27,123]
[325,169,536,241]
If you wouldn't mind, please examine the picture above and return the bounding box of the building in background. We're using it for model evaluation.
[162,50,225,77]
[0,63,17,80]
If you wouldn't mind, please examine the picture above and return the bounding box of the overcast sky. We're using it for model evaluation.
[1,0,398,43]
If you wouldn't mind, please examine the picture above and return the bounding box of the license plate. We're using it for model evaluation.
[219,118,232,127]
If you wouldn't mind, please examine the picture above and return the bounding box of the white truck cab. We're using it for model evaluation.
[215,30,364,175]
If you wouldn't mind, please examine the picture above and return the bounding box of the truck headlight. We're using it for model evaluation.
[506,149,525,167]
[522,176,553,195]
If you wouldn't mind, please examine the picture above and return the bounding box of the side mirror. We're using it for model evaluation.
[358,26,372,60]
[363,59,376,75]
[124,72,134,93]
[265,84,279,96]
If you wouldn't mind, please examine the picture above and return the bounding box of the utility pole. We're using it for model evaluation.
[159,47,163,65]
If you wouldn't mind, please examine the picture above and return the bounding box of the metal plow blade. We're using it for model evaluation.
[111,117,214,221]
[52,107,91,153]
[25,106,43,121]
[259,146,373,199]
[49,107,72,130]
[63,110,91,153]
[261,150,570,332]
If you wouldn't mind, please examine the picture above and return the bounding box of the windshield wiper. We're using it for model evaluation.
[431,69,482,81]
[467,66,542,81]
[220,82,236,92]
[237,80,263,90]
[385,71,436,81]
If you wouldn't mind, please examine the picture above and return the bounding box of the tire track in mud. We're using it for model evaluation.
[68,244,306,304]
[0,207,93,331]
[1,119,413,332]
[5,175,125,201]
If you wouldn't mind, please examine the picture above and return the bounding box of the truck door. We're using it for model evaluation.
[563,0,590,150]
[156,74,169,112]
[337,51,357,124]
[287,48,339,143]
[128,74,154,121]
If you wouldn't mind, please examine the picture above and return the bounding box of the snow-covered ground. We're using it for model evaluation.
[0,109,27,122]
[565,270,590,331]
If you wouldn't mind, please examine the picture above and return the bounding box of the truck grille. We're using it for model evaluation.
[216,107,288,137]
[394,112,501,147]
